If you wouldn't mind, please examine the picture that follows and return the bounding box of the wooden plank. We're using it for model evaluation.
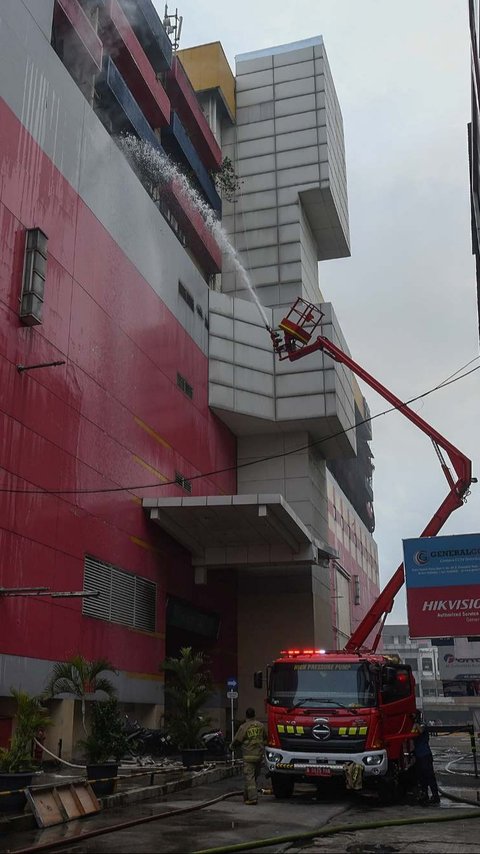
[56,785,84,820]
[72,782,100,815]
[25,788,68,828]
[26,782,101,828]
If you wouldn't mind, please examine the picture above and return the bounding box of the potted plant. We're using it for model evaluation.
[80,697,130,796]
[161,646,213,769]
[45,654,119,795]
[0,688,51,813]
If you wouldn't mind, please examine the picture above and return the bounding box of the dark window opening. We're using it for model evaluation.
[175,471,192,493]
[176,373,193,399]
[178,281,194,311]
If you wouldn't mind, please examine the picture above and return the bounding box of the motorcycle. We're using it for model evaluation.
[123,716,175,758]
[201,728,227,756]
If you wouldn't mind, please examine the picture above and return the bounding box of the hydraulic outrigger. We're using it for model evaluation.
[270,298,475,653]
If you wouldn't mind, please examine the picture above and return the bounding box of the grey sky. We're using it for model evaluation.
[156,0,480,624]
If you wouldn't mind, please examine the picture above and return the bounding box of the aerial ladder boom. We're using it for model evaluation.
[271,298,474,654]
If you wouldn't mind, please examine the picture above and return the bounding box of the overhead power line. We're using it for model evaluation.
[0,362,479,497]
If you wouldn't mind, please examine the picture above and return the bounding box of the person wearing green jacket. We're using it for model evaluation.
[231,707,267,804]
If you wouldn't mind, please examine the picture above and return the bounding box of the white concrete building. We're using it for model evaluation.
[180,37,379,712]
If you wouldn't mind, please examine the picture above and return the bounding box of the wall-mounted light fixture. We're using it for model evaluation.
[20,227,48,326]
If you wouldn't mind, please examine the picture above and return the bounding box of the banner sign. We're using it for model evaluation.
[403,533,480,638]
[438,649,480,681]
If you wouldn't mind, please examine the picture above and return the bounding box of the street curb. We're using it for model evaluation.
[0,764,242,835]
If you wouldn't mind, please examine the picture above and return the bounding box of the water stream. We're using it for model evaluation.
[118,134,270,330]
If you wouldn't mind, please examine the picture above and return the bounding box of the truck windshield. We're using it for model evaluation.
[269,661,376,708]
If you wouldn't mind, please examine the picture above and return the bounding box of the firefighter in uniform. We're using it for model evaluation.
[231,707,267,805]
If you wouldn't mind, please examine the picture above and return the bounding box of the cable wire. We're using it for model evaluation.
[0,362,478,497]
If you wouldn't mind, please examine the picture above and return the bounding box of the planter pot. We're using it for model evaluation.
[181,748,207,769]
[0,772,34,813]
[86,762,118,797]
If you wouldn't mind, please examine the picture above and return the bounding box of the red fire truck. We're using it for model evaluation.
[261,299,474,800]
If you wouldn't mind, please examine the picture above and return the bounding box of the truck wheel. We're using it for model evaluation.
[378,760,400,805]
[271,773,294,799]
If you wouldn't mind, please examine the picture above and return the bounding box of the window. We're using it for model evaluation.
[177,373,193,399]
[405,658,418,670]
[178,281,194,311]
[422,658,433,673]
[381,666,412,704]
[397,635,407,645]
[353,575,360,606]
[175,471,192,493]
[83,555,156,632]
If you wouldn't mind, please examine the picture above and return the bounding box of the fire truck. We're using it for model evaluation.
[260,299,474,800]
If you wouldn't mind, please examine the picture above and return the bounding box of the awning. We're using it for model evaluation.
[143,494,337,579]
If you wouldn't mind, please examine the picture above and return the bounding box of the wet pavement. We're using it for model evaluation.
[1,736,480,853]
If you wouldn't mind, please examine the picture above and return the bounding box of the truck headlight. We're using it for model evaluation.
[363,754,383,766]
[266,750,283,764]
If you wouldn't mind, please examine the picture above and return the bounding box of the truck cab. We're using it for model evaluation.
[264,649,416,799]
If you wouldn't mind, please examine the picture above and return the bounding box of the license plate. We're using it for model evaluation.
[306,767,332,777]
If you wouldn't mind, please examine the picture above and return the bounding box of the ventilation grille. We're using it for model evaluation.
[175,472,192,493]
[83,556,156,632]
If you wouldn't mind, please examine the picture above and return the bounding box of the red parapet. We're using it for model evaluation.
[101,0,170,128]
[167,178,221,274]
[166,57,222,172]
[55,0,103,72]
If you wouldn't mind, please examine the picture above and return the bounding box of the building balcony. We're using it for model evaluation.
[117,0,172,73]
[163,112,221,214]
[100,0,170,128]
[165,177,222,275]
[96,55,162,148]
[96,57,220,275]
[54,0,103,74]
[165,57,222,172]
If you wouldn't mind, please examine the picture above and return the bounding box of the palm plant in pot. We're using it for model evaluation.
[79,697,130,796]
[0,689,51,813]
[161,646,213,769]
[45,654,119,796]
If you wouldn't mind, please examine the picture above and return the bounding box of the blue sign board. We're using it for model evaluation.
[227,677,238,689]
[403,532,480,588]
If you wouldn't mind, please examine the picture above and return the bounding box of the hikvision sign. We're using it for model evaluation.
[403,533,480,638]
[422,599,480,611]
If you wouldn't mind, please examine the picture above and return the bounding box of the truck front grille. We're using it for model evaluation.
[278,736,367,753]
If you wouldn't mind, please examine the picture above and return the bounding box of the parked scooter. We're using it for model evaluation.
[123,716,175,757]
[201,728,226,756]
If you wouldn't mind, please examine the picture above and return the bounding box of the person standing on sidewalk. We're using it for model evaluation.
[230,707,267,805]
[413,714,440,805]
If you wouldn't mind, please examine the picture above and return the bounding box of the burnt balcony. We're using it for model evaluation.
[162,112,221,215]
[117,0,172,73]
[100,0,170,129]
[53,0,103,95]
[165,57,222,172]
[95,55,163,147]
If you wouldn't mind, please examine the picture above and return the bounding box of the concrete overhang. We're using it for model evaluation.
[299,187,350,261]
[143,494,337,580]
